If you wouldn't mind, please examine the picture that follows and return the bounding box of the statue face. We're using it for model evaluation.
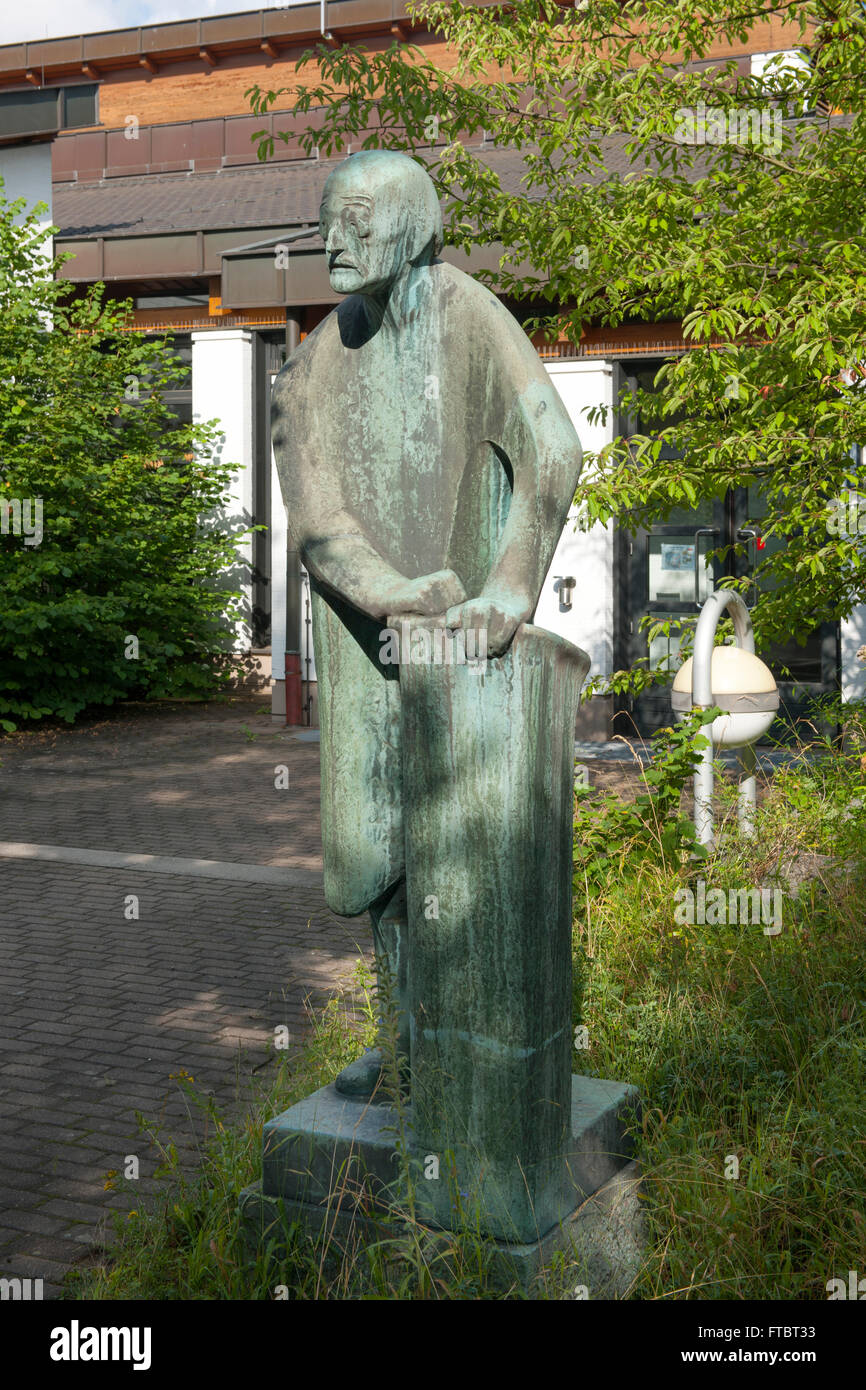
[319,185,409,297]
[320,190,380,295]
[319,152,442,297]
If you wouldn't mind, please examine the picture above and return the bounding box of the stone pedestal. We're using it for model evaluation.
[400,623,591,1241]
[239,1073,642,1293]
[239,622,647,1287]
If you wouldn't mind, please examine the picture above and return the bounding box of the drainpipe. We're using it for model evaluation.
[284,309,304,726]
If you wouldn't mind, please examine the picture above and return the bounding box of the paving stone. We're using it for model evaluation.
[0,1209,67,1237]
[0,1250,74,1287]
[0,700,371,1296]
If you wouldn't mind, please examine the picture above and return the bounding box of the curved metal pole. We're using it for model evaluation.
[692,590,756,848]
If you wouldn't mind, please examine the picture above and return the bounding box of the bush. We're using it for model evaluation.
[0,186,246,728]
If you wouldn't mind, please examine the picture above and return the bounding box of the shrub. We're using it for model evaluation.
[0,187,246,728]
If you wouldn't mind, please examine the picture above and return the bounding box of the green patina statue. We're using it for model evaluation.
[271,151,589,1239]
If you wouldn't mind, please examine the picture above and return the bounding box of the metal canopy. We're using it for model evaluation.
[219,234,531,310]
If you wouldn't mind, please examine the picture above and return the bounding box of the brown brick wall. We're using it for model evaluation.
[86,18,811,132]
[93,35,458,130]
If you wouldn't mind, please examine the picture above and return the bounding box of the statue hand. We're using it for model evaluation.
[445,592,532,657]
[385,568,467,617]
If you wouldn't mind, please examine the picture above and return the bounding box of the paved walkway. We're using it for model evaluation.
[0,699,370,1297]
[0,699,771,1296]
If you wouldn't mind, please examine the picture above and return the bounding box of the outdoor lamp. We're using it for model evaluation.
[671,589,779,847]
[554,575,577,611]
[671,644,779,748]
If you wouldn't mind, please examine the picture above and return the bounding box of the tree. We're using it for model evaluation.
[249,0,866,692]
[0,187,246,727]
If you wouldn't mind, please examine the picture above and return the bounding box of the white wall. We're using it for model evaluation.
[191,329,254,652]
[535,359,616,681]
[0,142,53,236]
[841,608,866,702]
[299,568,318,682]
[750,50,809,79]
[270,446,287,685]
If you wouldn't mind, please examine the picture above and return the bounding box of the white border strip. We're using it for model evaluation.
[0,842,324,889]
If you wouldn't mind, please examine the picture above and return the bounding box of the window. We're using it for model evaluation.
[0,84,98,142]
[61,85,98,131]
[0,88,59,140]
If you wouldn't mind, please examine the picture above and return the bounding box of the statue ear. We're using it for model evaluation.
[411,229,443,266]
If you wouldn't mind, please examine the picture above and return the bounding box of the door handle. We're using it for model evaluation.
[693,528,719,606]
[736,528,758,606]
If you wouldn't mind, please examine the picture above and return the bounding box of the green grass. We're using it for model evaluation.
[574,714,866,1300]
[64,973,379,1300]
[67,713,866,1300]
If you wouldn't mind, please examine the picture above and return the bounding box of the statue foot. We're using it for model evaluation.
[335,1048,386,1101]
[334,1047,408,1102]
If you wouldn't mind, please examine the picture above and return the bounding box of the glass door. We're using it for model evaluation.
[614,364,839,739]
[737,485,839,742]
[617,495,725,735]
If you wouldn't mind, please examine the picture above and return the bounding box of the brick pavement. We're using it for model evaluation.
[0,696,736,1297]
[0,699,327,869]
[0,698,371,1297]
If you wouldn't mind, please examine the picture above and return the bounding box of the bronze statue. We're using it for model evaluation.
[271,151,593,1240]
[272,150,583,1095]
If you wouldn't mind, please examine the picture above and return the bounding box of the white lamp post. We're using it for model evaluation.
[672,590,779,848]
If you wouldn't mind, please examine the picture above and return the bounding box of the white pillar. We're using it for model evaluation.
[191,329,254,652]
[1,144,54,326]
[537,359,616,730]
[841,607,866,701]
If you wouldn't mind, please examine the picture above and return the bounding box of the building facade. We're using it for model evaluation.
[1,4,861,734]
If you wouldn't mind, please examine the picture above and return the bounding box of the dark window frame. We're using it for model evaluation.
[0,83,99,141]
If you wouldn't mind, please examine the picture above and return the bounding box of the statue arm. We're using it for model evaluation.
[271,378,464,621]
[448,359,582,654]
[301,521,464,622]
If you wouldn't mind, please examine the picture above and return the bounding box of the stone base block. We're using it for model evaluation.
[239,1073,644,1295]
[239,1159,645,1298]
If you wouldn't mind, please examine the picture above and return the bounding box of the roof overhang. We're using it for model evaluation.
[55,220,535,307]
[219,232,534,309]
[0,4,502,88]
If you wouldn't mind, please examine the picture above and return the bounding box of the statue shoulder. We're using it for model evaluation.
[271,311,339,416]
[432,258,499,312]
[432,259,546,381]
[433,260,531,341]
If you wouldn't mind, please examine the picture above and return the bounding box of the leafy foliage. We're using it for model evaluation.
[248,0,866,682]
[573,707,716,894]
[0,188,246,726]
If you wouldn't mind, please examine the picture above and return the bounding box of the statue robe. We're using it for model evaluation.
[271,259,582,916]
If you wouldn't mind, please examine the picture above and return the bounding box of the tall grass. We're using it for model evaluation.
[68,712,866,1299]
[574,708,866,1299]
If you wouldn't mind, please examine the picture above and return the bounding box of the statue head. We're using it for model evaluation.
[319,150,443,297]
